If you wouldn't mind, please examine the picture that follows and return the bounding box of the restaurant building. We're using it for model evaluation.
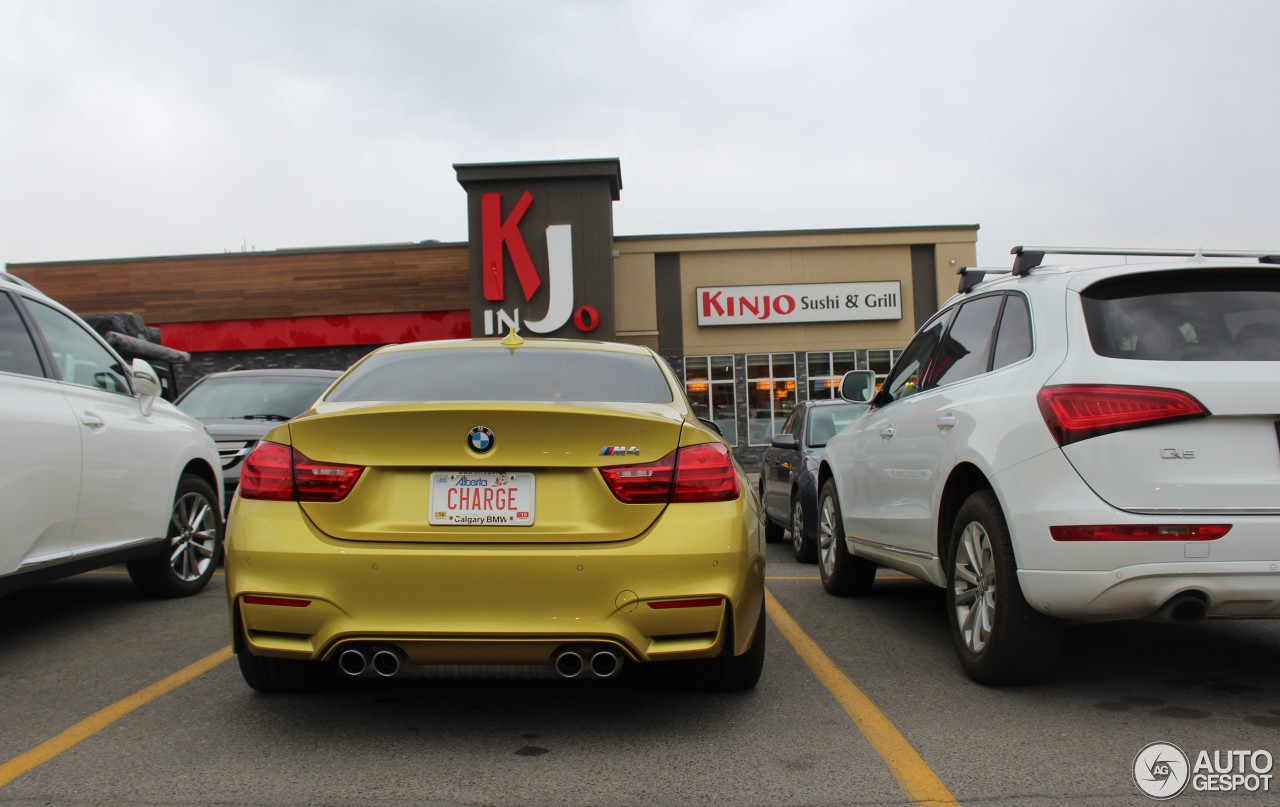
[8,158,978,468]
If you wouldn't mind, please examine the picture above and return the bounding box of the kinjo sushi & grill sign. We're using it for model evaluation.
[696,281,902,326]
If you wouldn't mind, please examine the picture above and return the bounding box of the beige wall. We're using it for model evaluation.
[613,226,977,356]
[611,251,657,333]
[935,241,977,310]
[677,245,917,354]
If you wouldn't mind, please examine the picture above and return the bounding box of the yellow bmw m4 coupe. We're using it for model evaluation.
[225,334,766,693]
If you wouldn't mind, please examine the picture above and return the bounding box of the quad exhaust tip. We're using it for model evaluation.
[552,646,625,679]
[588,648,622,679]
[338,643,624,680]
[371,646,405,677]
[553,648,586,679]
[338,646,369,677]
[338,644,406,678]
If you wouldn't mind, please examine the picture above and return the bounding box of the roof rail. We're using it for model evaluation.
[1010,246,1280,275]
[956,266,1013,294]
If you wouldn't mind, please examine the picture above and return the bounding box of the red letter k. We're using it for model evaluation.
[481,191,541,302]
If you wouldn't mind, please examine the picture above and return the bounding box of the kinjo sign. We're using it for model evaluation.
[696,281,902,326]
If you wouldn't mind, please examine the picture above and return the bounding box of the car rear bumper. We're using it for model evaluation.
[1019,563,1280,622]
[994,449,1280,621]
[225,496,765,665]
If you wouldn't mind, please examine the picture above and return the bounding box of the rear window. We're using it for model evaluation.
[327,348,675,404]
[1081,269,1280,361]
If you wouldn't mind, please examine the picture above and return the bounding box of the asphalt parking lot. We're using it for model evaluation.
[2,540,1278,807]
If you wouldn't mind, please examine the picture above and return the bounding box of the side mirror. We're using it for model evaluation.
[131,358,161,416]
[839,370,877,403]
[697,417,723,437]
[770,433,799,450]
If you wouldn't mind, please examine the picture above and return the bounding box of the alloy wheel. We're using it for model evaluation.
[790,498,806,555]
[169,491,219,582]
[952,520,996,653]
[817,494,838,577]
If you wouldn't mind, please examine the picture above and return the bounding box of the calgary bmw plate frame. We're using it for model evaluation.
[429,471,536,526]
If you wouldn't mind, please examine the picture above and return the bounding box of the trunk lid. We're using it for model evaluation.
[287,401,687,543]
[1059,376,1280,513]
[1057,267,1280,513]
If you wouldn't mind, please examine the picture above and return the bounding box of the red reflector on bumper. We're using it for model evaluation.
[242,595,312,607]
[1050,524,1231,541]
[647,598,724,609]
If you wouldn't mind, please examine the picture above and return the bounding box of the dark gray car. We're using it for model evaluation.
[175,369,342,505]
[759,399,868,562]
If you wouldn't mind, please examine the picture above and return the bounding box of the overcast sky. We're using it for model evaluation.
[1,0,1277,271]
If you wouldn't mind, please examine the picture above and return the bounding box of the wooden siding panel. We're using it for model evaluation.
[10,244,470,324]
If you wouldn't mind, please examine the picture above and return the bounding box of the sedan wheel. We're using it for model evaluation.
[790,496,815,563]
[816,480,875,595]
[128,474,223,598]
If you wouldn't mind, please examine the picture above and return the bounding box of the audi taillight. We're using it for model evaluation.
[1050,524,1230,541]
[239,441,365,503]
[1036,385,1208,446]
[600,442,740,504]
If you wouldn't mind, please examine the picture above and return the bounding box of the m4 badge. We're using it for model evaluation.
[599,446,641,456]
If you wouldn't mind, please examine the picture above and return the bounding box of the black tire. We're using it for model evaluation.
[816,479,876,595]
[760,481,785,543]
[237,649,333,694]
[763,517,785,543]
[681,601,766,692]
[790,493,816,563]
[946,490,1064,685]
[128,474,222,598]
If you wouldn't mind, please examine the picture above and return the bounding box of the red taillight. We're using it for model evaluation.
[239,441,364,503]
[292,451,364,502]
[1050,524,1231,541]
[600,442,740,504]
[1036,385,1208,445]
[672,442,740,502]
[599,452,676,504]
[238,441,294,500]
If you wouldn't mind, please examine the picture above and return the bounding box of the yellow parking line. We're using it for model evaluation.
[0,646,233,789]
[765,588,959,806]
[767,574,915,582]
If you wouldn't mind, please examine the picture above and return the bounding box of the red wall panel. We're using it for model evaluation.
[158,311,471,352]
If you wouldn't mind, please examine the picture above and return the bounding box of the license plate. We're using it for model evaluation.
[429,471,535,526]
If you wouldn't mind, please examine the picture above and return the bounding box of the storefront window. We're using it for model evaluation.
[746,353,797,446]
[867,348,905,387]
[684,355,738,445]
[806,351,857,399]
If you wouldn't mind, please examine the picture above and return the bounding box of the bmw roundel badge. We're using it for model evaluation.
[467,426,495,453]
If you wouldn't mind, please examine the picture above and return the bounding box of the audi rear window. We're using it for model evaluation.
[1081,269,1280,361]
[327,348,675,404]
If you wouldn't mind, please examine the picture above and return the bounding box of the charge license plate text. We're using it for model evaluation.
[429,471,535,526]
